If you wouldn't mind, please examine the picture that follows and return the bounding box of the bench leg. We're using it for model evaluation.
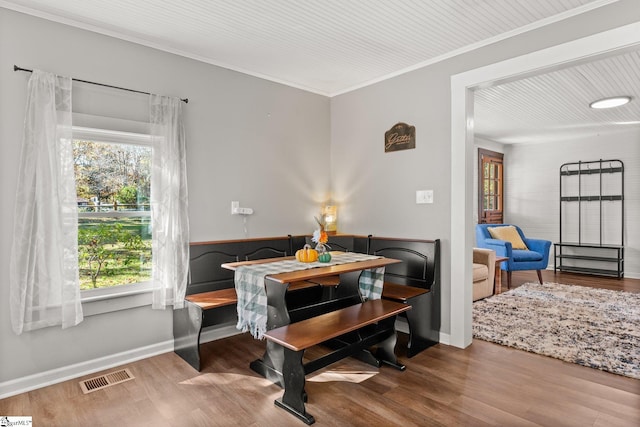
[173,301,203,371]
[403,293,439,358]
[275,347,315,425]
[374,318,405,371]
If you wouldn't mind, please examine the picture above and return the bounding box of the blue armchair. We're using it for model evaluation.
[475,224,551,289]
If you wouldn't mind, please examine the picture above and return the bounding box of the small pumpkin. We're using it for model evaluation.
[295,244,318,263]
[318,251,332,263]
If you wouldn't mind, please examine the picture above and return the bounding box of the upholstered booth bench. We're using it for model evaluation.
[173,234,441,370]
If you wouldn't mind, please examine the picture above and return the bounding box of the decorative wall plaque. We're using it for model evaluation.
[384,122,415,152]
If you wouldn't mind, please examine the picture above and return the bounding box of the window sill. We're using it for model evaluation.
[81,282,153,317]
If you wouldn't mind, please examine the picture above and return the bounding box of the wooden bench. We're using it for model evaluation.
[263,299,411,425]
[369,237,441,357]
[184,280,317,310]
[185,288,237,309]
[174,236,327,371]
[174,279,323,371]
[382,282,430,303]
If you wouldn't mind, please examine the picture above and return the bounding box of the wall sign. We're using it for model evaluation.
[384,122,415,152]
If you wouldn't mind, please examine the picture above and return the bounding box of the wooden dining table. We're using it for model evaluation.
[222,253,401,386]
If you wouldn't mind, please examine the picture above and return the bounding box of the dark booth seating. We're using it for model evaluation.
[174,236,293,371]
[174,234,440,370]
[368,236,441,357]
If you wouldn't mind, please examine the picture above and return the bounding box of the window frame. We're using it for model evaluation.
[477,148,504,224]
[73,125,154,313]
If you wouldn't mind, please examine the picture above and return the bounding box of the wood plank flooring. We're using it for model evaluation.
[507,269,640,293]
[1,271,638,426]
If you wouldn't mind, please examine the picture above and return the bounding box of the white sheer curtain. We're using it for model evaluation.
[150,95,190,309]
[10,70,83,334]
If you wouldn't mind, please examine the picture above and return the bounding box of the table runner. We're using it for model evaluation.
[235,252,384,339]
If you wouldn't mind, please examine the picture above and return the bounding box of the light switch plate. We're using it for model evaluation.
[416,190,434,204]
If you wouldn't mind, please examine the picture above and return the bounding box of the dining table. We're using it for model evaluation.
[221,252,401,386]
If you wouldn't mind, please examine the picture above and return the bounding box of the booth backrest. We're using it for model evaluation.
[367,237,440,291]
[188,235,439,295]
[290,234,369,253]
[188,236,292,295]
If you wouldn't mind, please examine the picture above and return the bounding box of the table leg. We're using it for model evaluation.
[495,264,502,295]
[274,348,315,425]
[250,277,290,386]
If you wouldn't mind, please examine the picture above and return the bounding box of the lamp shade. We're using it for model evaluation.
[322,205,337,234]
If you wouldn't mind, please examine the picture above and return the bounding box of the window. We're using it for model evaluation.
[73,127,152,292]
[478,148,504,224]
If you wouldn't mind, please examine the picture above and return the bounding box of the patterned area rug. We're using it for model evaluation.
[473,282,640,379]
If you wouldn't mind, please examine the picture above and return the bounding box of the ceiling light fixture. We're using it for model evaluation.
[589,96,631,109]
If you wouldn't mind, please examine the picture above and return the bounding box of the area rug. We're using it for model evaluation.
[473,282,640,379]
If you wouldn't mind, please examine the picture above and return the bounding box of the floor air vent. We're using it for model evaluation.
[79,368,135,394]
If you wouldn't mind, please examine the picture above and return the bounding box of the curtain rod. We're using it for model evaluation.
[14,65,188,104]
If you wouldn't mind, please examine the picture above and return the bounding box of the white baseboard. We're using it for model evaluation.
[438,332,451,346]
[200,323,242,343]
[0,324,244,400]
[395,318,451,346]
[0,340,172,399]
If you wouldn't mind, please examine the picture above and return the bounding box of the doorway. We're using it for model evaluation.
[449,22,640,349]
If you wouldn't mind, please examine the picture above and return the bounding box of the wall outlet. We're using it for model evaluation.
[233,207,254,215]
[231,201,253,215]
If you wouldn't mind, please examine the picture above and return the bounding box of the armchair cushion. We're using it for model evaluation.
[511,249,543,262]
[487,225,528,250]
[472,263,488,281]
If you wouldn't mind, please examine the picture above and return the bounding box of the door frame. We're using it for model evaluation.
[449,21,640,348]
[477,148,504,224]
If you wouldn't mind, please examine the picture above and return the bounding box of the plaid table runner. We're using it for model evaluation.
[235,252,385,339]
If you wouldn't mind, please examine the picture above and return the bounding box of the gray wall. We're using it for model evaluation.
[2,0,640,395]
[0,8,330,390]
[330,0,640,336]
[472,131,639,279]
[503,129,640,278]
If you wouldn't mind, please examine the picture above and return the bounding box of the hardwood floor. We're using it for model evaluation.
[1,272,638,426]
[507,269,640,293]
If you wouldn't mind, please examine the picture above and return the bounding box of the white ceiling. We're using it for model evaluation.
[3,0,638,143]
[475,49,640,144]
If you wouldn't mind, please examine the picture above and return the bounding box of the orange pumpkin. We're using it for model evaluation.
[295,244,318,263]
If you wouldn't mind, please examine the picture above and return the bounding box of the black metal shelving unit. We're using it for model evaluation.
[554,159,624,278]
